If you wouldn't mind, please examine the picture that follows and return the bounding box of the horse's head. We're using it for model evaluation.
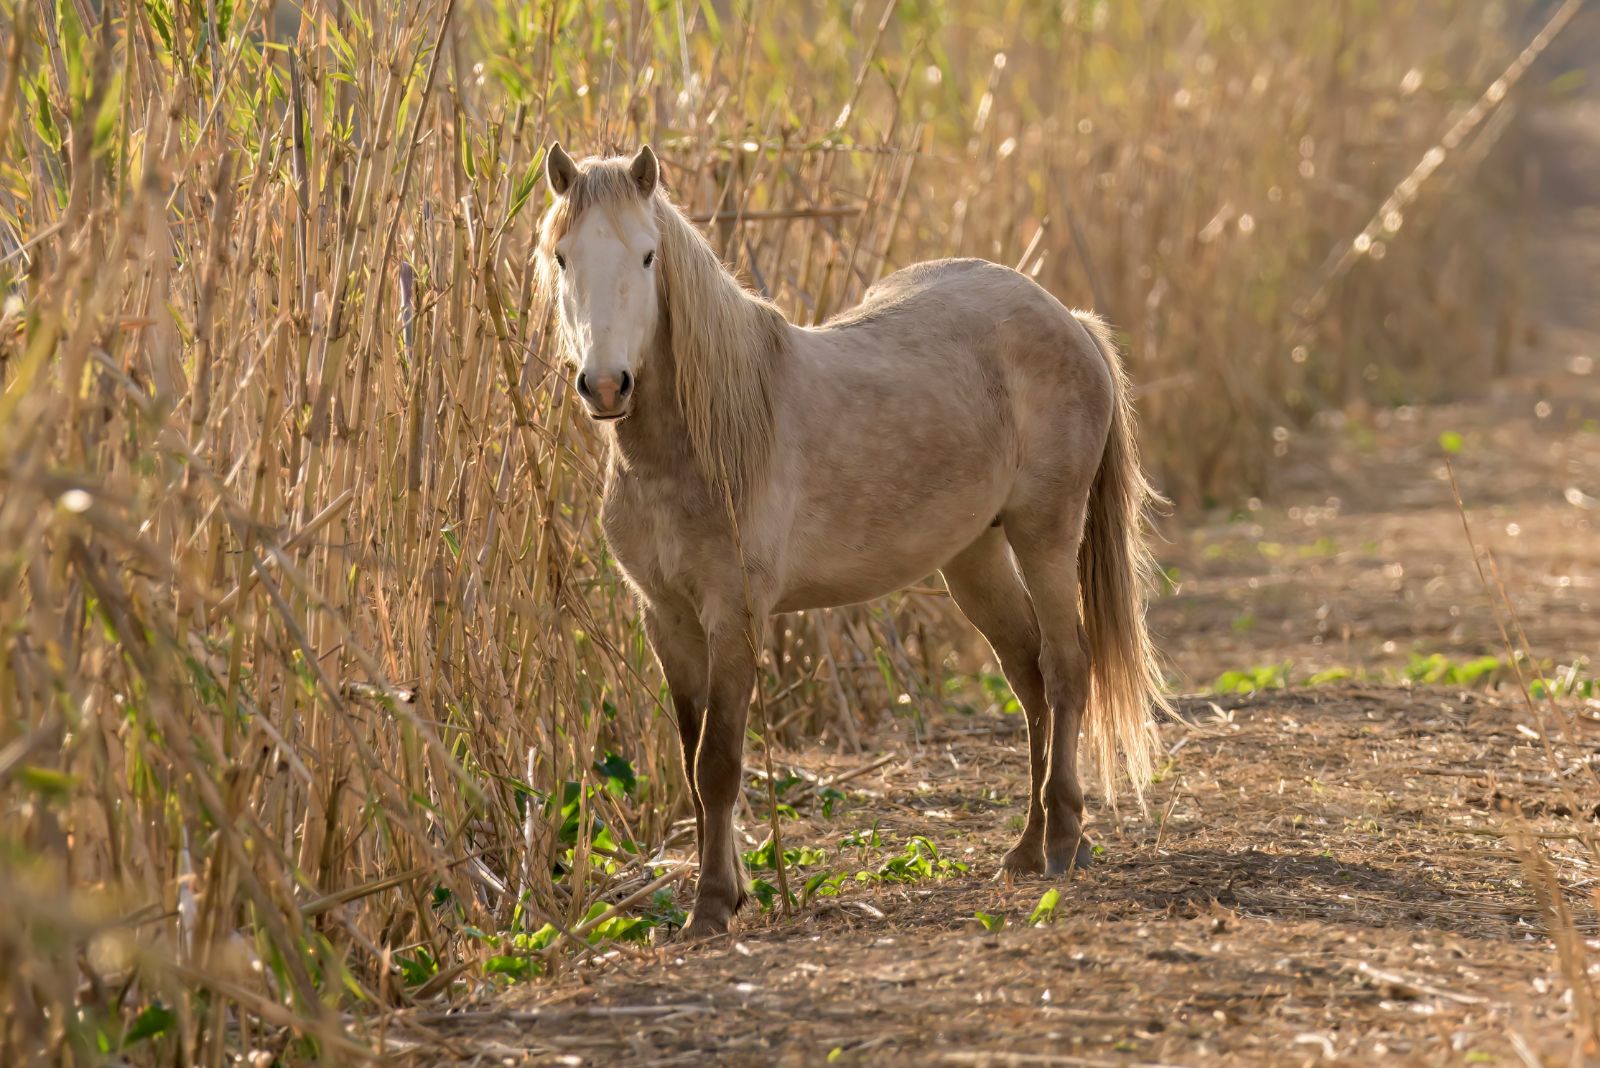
[539,143,662,422]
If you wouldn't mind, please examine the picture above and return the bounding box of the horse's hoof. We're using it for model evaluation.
[675,913,731,943]
[1000,844,1048,876]
[1044,837,1095,877]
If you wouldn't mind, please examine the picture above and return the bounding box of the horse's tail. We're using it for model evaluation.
[1075,313,1170,806]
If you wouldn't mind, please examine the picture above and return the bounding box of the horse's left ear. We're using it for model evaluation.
[629,145,659,198]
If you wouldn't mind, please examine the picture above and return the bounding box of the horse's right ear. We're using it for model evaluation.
[546,142,578,197]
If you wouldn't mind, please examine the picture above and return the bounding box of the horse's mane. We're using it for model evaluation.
[537,156,790,500]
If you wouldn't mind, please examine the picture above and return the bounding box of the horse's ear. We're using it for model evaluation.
[546,142,578,197]
[629,145,659,198]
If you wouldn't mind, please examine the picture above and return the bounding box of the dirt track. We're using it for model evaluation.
[397,23,1600,1067]
[407,684,1594,1066]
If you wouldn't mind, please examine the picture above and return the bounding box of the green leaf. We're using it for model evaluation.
[818,786,845,819]
[1028,888,1060,926]
[519,923,560,952]
[122,1002,176,1047]
[395,949,438,987]
[508,158,542,221]
[484,954,541,981]
[594,751,637,796]
[979,672,1022,714]
[589,915,652,943]
[1547,69,1588,96]
[974,910,1006,932]
[16,766,74,798]
[1439,430,1463,455]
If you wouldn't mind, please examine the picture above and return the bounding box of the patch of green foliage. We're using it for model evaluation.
[943,671,1025,715]
[761,766,851,820]
[1403,652,1504,686]
[971,889,1063,933]
[747,831,973,915]
[743,838,829,871]
[1211,662,1290,694]
[390,753,662,992]
[1206,654,1594,697]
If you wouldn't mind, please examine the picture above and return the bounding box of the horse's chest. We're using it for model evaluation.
[601,478,709,596]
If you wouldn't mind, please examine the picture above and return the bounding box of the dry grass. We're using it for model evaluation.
[0,0,1549,1064]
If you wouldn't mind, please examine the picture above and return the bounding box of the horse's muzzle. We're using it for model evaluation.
[577,369,634,420]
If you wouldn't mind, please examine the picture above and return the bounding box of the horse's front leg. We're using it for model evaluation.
[642,602,709,855]
[679,613,759,939]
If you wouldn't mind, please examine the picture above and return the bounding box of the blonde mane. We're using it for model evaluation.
[538,157,790,499]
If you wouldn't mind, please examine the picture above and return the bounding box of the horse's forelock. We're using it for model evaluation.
[539,158,654,250]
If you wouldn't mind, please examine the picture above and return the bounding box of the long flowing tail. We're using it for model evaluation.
[1075,312,1171,806]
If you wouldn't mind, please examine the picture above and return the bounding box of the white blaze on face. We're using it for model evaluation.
[555,199,660,418]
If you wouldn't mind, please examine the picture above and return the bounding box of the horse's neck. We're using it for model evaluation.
[608,338,700,487]
[611,261,788,503]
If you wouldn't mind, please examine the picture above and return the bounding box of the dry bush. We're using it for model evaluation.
[0,0,1532,1063]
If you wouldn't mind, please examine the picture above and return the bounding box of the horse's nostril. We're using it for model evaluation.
[576,372,593,401]
[618,370,633,398]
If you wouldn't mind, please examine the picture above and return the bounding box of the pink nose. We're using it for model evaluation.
[576,370,633,414]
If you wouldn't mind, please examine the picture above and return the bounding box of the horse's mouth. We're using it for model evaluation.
[590,410,630,422]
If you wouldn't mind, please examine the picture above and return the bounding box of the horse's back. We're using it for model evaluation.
[862,256,1020,295]
[824,258,1044,330]
[824,257,1110,397]
[834,257,1093,350]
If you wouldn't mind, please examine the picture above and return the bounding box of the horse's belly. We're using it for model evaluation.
[773,491,1003,612]
[773,557,957,612]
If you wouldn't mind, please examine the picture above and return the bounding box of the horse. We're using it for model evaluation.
[535,142,1171,940]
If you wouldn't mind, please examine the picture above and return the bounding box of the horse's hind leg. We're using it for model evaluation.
[1002,505,1097,876]
[940,528,1051,875]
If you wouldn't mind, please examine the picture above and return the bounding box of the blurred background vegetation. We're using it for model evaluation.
[0,0,1556,1062]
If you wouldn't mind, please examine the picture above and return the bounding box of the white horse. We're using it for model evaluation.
[537,143,1169,939]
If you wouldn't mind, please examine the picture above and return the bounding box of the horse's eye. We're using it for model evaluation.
[554,252,567,271]
[643,250,655,269]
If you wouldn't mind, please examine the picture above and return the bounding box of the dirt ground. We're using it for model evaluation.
[391,24,1600,1067]
[402,683,1596,1067]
